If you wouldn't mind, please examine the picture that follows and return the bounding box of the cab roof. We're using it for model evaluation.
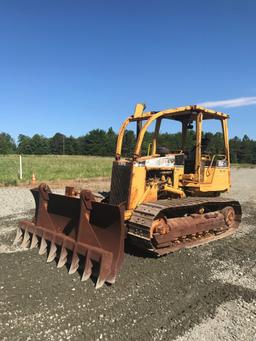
[130,105,229,122]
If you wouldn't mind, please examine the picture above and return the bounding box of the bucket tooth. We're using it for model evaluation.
[95,255,111,289]
[39,237,47,255]
[21,230,31,248]
[69,253,79,274]
[13,228,23,245]
[81,251,93,281]
[17,183,125,288]
[57,247,68,268]
[106,275,116,285]
[47,242,57,263]
[30,233,39,249]
[95,277,105,289]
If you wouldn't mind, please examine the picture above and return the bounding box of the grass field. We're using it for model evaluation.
[0,154,255,186]
[0,155,113,186]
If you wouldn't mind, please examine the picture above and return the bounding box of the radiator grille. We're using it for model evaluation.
[109,162,132,205]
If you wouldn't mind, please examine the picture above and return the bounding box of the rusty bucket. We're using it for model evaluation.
[14,183,125,288]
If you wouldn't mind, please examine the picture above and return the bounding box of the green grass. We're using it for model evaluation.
[0,155,113,186]
[1,154,255,186]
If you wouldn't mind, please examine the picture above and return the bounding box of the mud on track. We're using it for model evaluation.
[0,168,255,341]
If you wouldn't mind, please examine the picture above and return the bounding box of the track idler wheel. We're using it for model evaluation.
[222,206,236,227]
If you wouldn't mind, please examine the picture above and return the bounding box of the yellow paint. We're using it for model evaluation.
[162,184,185,197]
[133,103,146,118]
[195,113,202,180]
[124,210,133,220]
[143,183,158,203]
[200,167,230,192]
[112,104,232,222]
[115,117,132,157]
[147,143,152,156]
[127,165,146,210]
[173,167,184,188]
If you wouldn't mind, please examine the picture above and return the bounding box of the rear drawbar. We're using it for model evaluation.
[14,183,125,289]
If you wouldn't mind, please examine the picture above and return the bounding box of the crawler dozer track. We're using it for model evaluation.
[127,197,242,256]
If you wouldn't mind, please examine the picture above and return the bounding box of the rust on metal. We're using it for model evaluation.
[127,197,242,256]
[16,183,125,289]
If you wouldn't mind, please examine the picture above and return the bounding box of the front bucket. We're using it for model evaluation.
[15,183,125,288]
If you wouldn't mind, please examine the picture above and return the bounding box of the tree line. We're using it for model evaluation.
[0,129,255,164]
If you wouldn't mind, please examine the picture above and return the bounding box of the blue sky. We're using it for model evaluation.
[0,0,256,140]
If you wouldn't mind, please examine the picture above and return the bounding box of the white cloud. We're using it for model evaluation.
[198,96,256,108]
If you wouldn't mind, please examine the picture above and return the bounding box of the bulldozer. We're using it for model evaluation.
[14,104,242,288]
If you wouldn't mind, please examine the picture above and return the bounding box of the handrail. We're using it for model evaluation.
[206,154,226,176]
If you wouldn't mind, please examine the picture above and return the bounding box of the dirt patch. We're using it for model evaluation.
[8,176,111,190]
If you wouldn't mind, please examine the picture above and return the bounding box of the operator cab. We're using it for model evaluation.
[111,104,230,208]
[129,107,229,180]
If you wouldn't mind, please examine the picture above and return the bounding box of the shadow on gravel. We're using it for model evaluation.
[124,239,156,258]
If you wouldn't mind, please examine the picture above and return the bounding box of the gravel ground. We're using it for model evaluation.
[0,168,255,341]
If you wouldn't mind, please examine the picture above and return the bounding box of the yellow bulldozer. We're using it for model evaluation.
[15,104,242,288]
